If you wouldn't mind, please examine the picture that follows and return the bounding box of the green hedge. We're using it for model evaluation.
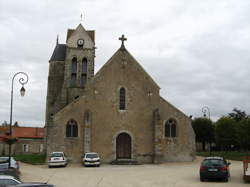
[13,154,46,165]
[197,151,250,161]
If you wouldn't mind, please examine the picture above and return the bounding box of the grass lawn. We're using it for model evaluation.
[197,151,250,161]
[13,154,46,165]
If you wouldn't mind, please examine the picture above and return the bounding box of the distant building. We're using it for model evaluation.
[0,127,44,155]
[45,23,196,164]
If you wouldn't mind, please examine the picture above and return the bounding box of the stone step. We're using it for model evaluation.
[110,159,139,165]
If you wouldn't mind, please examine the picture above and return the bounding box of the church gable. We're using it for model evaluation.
[66,24,94,49]
[92,46,160,92]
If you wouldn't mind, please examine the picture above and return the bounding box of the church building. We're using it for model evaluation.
[45,23,195,164]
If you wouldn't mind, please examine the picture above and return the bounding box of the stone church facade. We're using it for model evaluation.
[45,23,195,164]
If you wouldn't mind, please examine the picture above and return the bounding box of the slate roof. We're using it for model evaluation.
[49,44,66,62]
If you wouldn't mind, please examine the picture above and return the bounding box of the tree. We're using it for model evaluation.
[1,121,8,126]
[13,121,19,127]
[228,108,248,122]
[215,117,236,151]
[235,118,250,151]
[192,118,214,151]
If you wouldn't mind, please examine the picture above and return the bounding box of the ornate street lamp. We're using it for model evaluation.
[8,72,29,168]
[201,106,212,155]
[202,106,210,119]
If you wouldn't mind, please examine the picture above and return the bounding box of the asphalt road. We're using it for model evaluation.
[20,157,248,187]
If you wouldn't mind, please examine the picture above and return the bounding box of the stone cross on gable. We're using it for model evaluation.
[119,34,127,47]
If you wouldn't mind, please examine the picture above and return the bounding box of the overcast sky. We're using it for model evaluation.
[0,0,249,127]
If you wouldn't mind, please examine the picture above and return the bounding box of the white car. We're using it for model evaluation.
[82,152,100,167]
[48,152,68,168]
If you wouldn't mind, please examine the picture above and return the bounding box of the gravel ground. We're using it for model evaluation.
[19,157,248,187]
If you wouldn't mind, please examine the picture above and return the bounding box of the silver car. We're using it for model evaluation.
[48,152,67,168]
[82,152,100,167]
[0,157,20,179]
[0,175,21,187]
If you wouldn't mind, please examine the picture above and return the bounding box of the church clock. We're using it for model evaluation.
[77,39,84,47]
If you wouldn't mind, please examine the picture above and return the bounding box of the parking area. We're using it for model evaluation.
[19,157,248,187]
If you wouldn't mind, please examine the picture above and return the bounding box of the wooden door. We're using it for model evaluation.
[116,133,131,159]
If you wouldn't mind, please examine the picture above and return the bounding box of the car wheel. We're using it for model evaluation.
[200,177,204,182]
[224,177,228,182]
[48,165,52,168]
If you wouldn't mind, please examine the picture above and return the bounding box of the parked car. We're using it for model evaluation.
[82,152,100,167]
[199,156,231,182]
[0,157,20,179]
[48,152,67,168]
[0,175,21,187]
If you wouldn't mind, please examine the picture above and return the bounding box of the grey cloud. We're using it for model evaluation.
[0,0,250,126]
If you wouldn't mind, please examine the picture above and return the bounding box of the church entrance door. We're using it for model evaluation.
[116,133,131,159]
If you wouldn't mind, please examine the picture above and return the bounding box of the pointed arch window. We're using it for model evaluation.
[119,87,126,110]
[165,119,177,137]
[66,119,78,137]
[81,58,87,87]
[71,57,77,86]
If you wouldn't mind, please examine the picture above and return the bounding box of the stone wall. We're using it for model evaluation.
[0,138,44,155]
[159,98,196,162]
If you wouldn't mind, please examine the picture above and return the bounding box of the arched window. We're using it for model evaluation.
[71,57,77,86]
[165,123,171,137]
[165,119,177,137]
[119,87,126,110]
[81,58,87,87]
[66,119,78,137]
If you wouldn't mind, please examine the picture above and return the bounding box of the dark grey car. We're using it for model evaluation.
[199,157,230,182]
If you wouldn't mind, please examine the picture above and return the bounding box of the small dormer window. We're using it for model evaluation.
[77,39,84,47]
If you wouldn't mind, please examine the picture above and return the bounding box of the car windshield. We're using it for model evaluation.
[51,153,63,157]
[86,154,98,158]
[202,159,224,167]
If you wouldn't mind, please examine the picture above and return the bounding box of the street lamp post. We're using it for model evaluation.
[201,106,212,155]
[202,106,210,119]
[8,72,29,168]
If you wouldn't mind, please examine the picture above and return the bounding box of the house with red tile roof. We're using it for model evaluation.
[0,127,44,155]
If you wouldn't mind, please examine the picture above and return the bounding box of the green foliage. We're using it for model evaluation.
[228,108,248,122]
[192,117,214,142]
[215,117,236,150]
[13,154,46,165]
[192,117,214,151]
[235,118,250,150]
[197,151,249,161]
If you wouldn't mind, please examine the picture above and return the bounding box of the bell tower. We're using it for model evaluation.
[45,23,95,155]
[62,24,95,103]
[46,23,95,127]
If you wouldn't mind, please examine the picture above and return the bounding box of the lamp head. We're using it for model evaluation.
[20,86,25,97]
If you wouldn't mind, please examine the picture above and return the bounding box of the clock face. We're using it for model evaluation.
[77,39,84,46]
